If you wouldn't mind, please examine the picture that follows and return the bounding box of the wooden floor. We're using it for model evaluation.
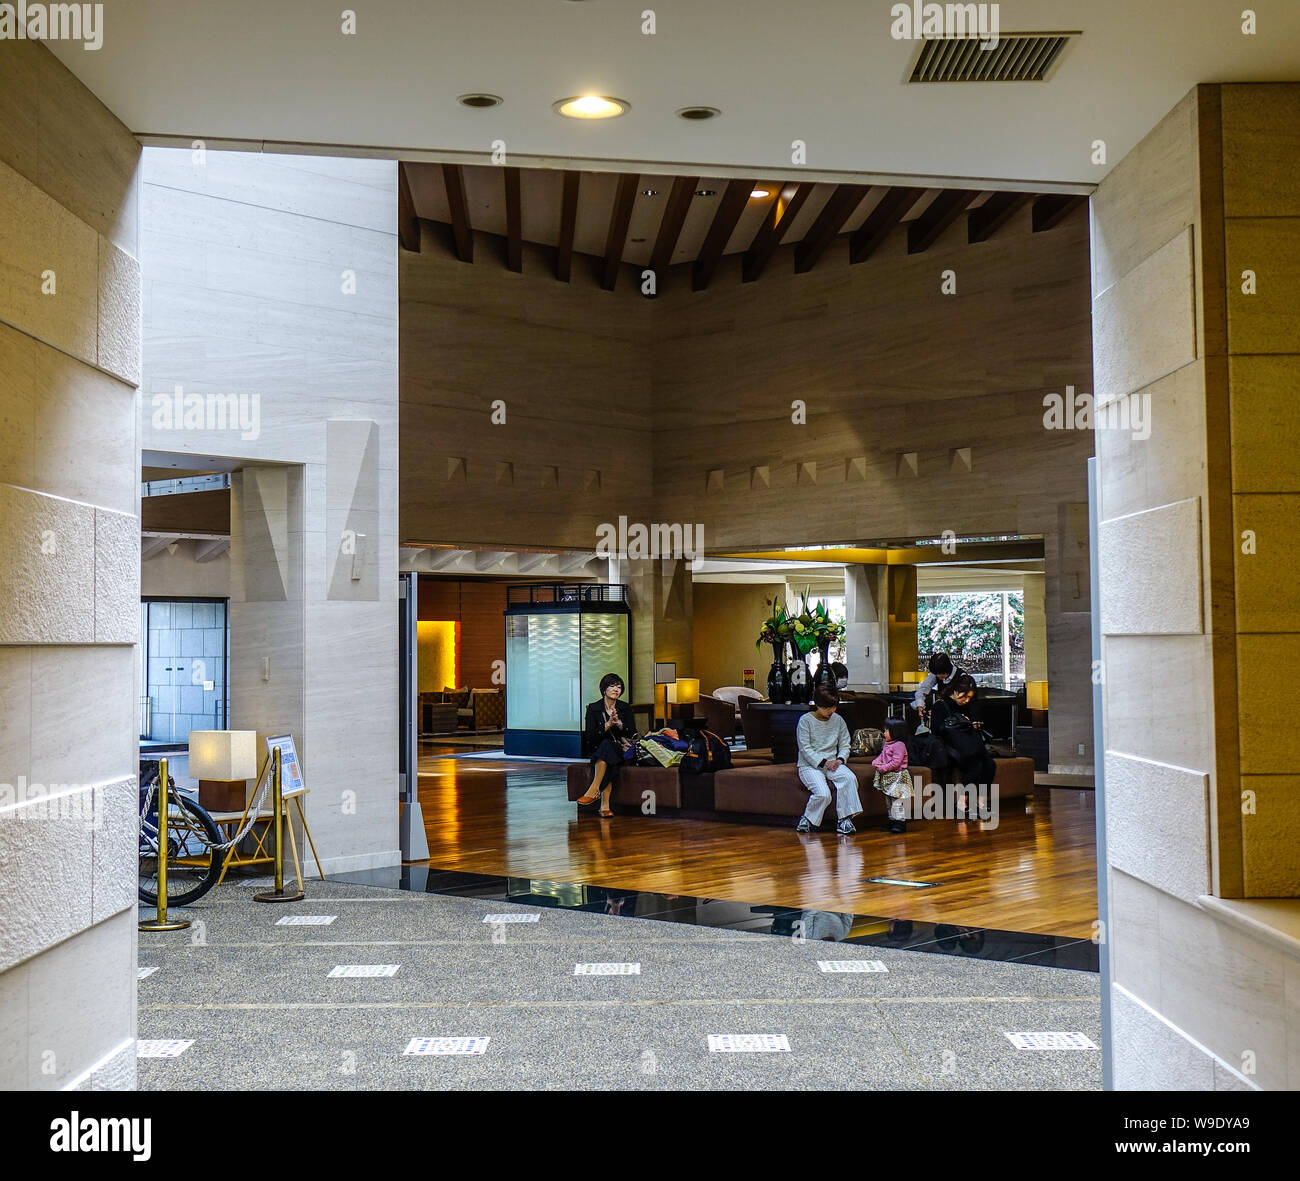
[414,748,1099,938]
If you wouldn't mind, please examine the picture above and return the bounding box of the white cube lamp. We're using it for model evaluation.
[189,730,259,812]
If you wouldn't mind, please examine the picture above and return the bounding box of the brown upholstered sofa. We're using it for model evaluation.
[566,756,1036,826]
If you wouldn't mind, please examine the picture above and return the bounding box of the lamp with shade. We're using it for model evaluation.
[189,730,259,812]
[667,678,700,723]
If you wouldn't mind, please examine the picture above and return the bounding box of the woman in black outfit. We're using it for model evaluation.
[930,673,996,819]
[576,672,636,817]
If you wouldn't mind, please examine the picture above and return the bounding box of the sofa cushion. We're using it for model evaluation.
[566,762,683,809]
[714,762,888,821]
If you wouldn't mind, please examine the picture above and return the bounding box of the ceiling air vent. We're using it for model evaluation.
[908,31,1076,83]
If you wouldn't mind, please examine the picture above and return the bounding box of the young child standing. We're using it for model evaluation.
[871,718,913,834]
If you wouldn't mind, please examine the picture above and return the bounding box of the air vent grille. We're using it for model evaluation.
[909,32,1074,83]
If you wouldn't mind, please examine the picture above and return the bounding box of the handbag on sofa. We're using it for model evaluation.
[850,727,885,757]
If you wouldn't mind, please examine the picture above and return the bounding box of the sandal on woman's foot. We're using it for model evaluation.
[598,807,614,817]
[576,794,600,809]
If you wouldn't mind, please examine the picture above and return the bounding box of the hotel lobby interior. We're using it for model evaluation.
[2,1,1299,1124]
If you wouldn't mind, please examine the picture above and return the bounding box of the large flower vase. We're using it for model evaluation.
[766,642,791,704]
[812,640,837,695]
[787,653,811,703]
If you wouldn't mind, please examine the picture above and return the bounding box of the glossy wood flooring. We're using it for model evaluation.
[414,749,1099,938]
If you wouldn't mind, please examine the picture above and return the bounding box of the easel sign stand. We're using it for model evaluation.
[139,757,192,932]
[254,746,305,904]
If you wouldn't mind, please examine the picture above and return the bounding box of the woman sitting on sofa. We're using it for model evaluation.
[576,673,636,817]
[930,673,996,820]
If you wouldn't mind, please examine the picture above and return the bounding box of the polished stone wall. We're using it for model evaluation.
[140,148,401,874]
[1094,84,1300,1091]
[0,40,141,1090]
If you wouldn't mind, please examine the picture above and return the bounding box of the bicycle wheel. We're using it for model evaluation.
[139,784,225,908]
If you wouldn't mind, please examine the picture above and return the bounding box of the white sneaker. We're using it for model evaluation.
[796,817,813,833]
[836,818,856,835]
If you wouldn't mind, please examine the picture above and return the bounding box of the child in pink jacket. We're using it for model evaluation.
[871,718,913,834]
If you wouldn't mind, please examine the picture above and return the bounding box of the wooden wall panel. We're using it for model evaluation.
[399,197,1095,765]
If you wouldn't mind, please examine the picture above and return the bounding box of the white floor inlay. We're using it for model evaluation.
[1004,1032,1098,1050]
[708,1034,790,1053]
[137,1040,194,1058]
[818,960,888,973]
[403,1037,490,1056]
[275,915,337,925]
[574,962,641,975]
[137,966,159,980]
[482,913,540,924]
[329,965,400,977]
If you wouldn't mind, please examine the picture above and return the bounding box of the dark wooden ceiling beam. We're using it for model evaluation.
[848,186,924,263]
[794,184,870,274]
[692,178,756,292]
[1032,193,1087,232]
[967,190,1033,243]
[649,175,698,278]
[600,173,640,292]
[555,170,580,282]
[503,166,522,272]
[441,163,473,262]
[397,162,420,253]
[742,183,810,283]
[907,189,979,254]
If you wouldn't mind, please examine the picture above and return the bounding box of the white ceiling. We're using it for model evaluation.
[50,1,1300,188]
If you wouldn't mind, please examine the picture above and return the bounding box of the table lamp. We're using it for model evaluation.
[1026,681,1050,711]
[189,730,258,812]
[667,678,700,719]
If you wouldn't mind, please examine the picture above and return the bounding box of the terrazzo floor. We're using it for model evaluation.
[137,879,1102,1091]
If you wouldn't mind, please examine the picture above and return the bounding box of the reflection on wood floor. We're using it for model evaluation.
[415,747,1099,938]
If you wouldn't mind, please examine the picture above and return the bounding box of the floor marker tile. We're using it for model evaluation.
[708,1034,790,1053]
[818,960,888,973]
[1004,1031,1098,1050]
[403,1037,489,1056]
[482,913,539,923]
[137,1040,193,1058]
[329,965,400,977]
[275,915,337,925]
[574,962,641,975]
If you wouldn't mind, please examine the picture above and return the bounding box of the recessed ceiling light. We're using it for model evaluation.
[751,189,771,199]
[630,237,646,243]
[642,188,659,196]
[458,93,503,108]
[553,95,630,119]
[694,188,717,197]
[677,106,721,121]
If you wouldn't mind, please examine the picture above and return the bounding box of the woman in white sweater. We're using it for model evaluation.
[795,688,864,835]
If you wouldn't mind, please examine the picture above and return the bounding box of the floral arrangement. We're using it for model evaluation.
[757,589,845,655]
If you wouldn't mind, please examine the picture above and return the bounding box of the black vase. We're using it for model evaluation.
[787,654,811,703]
[812,641,837,695]
[766,642,790,704]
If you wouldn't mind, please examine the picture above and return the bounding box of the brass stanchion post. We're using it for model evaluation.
[255,745,304,903]
[140,757,191,932]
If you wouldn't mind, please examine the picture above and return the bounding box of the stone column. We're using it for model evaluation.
[1093,83,1300,1091]
[886,565,918,687]
[844,564,889,689]
[0,40,142,1090]
[1022,572,1048,681]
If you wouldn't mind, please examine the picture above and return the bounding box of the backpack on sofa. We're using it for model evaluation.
[681,729,732,773]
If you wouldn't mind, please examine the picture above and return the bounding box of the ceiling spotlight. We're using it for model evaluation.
[750,189,771,199]
[642,188,659,196]
[630,237,647,243]
[553,95,630,119]
[694,188,717,197]
[458,93,503,108]
[676,106,721,121]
